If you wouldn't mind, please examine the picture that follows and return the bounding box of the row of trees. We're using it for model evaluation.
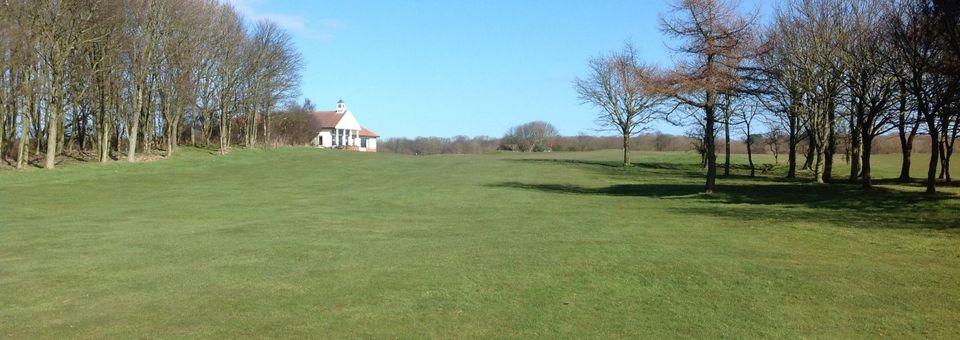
[0,0,303,170]
[576,0,959,194]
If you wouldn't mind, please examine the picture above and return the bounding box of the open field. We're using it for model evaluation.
[1,148,959,338]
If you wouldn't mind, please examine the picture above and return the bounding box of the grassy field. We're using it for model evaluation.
[1,148,958,338]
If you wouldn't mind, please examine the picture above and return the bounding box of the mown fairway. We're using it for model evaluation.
[1,148,959,338]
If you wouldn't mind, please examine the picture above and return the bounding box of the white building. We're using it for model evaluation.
[310,100,380,152]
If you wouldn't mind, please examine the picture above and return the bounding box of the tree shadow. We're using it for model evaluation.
[871,177,960,188]
[510,158,812,183]
[508,158,708,177]
[498,157,960,229]
[491,181,704,197]
[507,158,627,168]
[487,181,960,230]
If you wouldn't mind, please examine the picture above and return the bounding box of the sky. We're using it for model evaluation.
[227,0,772,138]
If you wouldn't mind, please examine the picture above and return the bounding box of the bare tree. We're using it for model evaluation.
[502,121,559,152]
[888,0,959,193]
[732,100,763,177]
[841,0,899,189]
[768,0,848,184]
[758,19,806,179]
[32,0,102,169]
[575,43,664,166]
[0,0,305,171]
[765,127,785,164]
[245,20,303,147]
[658,0,758,193]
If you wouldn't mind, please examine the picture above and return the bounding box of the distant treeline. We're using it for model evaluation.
[380,130,934,157]
[380,133,693,155]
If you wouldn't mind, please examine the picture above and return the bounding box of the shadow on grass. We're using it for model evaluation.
[490,181,959,229]
[499,158,960,229]
[510,158,817,184]
[509,158,709,178]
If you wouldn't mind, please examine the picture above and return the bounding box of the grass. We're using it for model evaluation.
[1,148,958,338]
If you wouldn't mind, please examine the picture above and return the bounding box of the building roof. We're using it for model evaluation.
[359,127,379,138]
[310,111,380,138]
[311,111,344,128]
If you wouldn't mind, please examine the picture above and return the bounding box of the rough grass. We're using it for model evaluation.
[1,148,958,338]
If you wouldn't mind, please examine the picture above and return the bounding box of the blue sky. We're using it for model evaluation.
[228,0,771,138]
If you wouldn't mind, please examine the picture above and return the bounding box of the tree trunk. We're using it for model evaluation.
[925,122,939,194]
[1,99,6,164]
[166,101,183,157]
[861,134,874,190]
[898,124,914,182]
[704,101,717,194]
[16,103,30,170]
[44,110,59,169]
[814,149,825,184]
[1,96,9,165]
[723,113,731,176]
[143,92,154,155]
[190,113,197,146]
[940,136,953,182]
[622,132,631,166]
[945,145,954,183]
[849,111,861,183]
[33,95,43,156]
[251,109,259,147]
[803,130,815,171]
[67,104,79,154]
[127,85,144,163]
[97,75,110,163]
[44,81,63,170]
[747,135,755,178]
[937,140,947,181]
[787,115,798,179]
[264,109,271,147]
[823,115,836,183]
[219,106,228,155]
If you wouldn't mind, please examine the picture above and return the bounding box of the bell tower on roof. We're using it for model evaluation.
[336,99,347,114]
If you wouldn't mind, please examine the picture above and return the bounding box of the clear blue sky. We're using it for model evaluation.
[228,0,771,138]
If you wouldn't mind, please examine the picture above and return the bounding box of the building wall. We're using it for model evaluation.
[313,130,333,147]
[334,112,362,131]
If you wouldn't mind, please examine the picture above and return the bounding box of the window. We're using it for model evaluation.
[361,138,367,148]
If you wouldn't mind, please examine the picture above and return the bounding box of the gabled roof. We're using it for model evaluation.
[359,127,379,138]
[311,110,379,137]
[311,111,344,128]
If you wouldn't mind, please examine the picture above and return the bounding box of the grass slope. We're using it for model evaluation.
[1,148,958,338]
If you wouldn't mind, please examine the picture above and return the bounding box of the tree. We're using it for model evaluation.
[653,130,672,151]
[719,94,739,176]
[888,0,959,193]
[32,0,102,169]
[502,121,559,152]
[658,0,758,193]
[768,0,847,184]
[765,127,785,164]
[758,19,806,179]
[0,0,304,171]
[120,0,163,163]
[245,20,303,147]
[732,101,763,177]
[841,0,899,189]
[686,127,709,167]
[575,43,664,166]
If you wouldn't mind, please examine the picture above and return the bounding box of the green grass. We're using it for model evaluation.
[1,148,958,338]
